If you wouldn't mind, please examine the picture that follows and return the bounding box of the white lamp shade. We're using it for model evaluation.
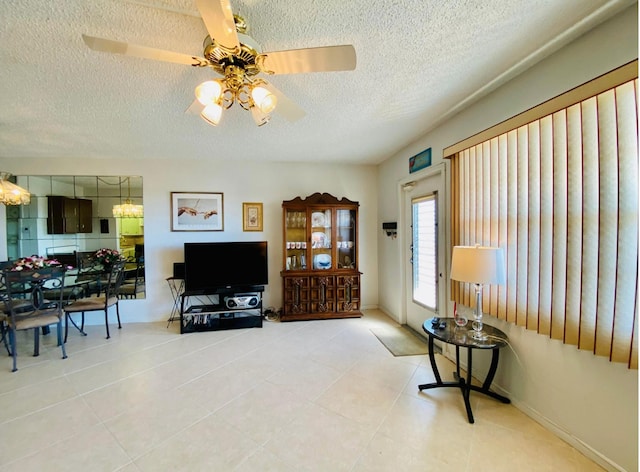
[450,245,506,285]
[251,86,277,114]
[200,103,223,126]
[195,80,222,106]
[250,105,271,126]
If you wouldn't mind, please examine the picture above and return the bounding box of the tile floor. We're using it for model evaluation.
[0,309,604,471]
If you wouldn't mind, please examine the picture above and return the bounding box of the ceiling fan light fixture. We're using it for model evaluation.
[251,85,277,114]
[195,80,223,106]
[82,2,356,128]
[201,102,223,126]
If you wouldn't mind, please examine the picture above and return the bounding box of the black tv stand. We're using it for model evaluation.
[179,286,264,334]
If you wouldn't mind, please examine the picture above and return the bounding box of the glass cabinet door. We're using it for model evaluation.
[285,209,307,270]
[310,208,332,270]
[336,209,356,269]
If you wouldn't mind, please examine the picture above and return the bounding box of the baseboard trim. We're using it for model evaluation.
[508,400,625,472]
[440,348,624,472]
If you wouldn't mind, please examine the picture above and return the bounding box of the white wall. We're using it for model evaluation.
[0,158,379,323]
[377,5,637,472]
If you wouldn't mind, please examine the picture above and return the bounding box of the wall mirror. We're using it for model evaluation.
[5,175,145,299]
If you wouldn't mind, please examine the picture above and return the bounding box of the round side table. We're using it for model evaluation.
[419,317,510,423]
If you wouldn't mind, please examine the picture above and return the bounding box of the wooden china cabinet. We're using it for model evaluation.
[280,193,362,321]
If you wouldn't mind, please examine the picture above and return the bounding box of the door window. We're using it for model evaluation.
[412,193,438,310]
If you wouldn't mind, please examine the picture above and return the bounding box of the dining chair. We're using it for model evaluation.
[63,260,126,340]
[0,260,33,352]
[1,265,68,372]
[119,257,145,299]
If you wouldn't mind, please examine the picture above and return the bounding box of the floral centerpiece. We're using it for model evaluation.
[10,255,66,271]
[94,248,124,268]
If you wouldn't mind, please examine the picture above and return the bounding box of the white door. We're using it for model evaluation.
[404,169,447,333]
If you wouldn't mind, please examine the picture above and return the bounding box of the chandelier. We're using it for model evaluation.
[112,177,143,218]
[0,172,31,206]
[113,201,143,218]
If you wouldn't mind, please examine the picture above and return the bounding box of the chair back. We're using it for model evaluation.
[119,257,145,298]
[0,261,13,312]
[1,260,30,309]
[73,251,103,295]
[76,251,99,272]
[130,258,145,291]
[103,260,127,300]
[0,261,13,285]
[2,266,66,323]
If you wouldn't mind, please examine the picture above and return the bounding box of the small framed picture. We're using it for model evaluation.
[171,192,224,231]
[409,147,432,173]
[242,202,263,232]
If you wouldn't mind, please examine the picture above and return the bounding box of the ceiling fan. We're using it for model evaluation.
[82,0,357,127]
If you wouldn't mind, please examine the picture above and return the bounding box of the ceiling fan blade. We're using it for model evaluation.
[258,45,356,75]
[196,0,240,50]
[263,81,306,122]
[82,35,209,66]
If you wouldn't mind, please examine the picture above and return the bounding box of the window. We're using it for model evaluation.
[412,194,438,310]
[446,61,638,368]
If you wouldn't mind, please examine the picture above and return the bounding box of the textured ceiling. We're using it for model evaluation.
[0,0,634,164]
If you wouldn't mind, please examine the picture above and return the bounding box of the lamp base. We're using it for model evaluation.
[470,284,488,341]
[468,328,488,341]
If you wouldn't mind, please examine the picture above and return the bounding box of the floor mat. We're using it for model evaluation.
[371,325,430,356]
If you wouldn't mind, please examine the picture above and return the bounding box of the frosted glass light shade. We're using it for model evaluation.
[195,80,222,106]
[251,105,270,126]
[251,86,277,114]
[450,245,506,285]
[201,103,223,126]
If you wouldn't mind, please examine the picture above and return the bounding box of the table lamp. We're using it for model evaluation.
[450,245,506,340]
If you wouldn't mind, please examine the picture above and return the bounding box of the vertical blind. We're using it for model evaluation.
[447,63,638,368]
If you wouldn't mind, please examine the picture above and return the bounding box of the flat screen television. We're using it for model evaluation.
[184,241,268,292]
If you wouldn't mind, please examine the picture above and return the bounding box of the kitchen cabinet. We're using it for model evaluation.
[47,196,92,234]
